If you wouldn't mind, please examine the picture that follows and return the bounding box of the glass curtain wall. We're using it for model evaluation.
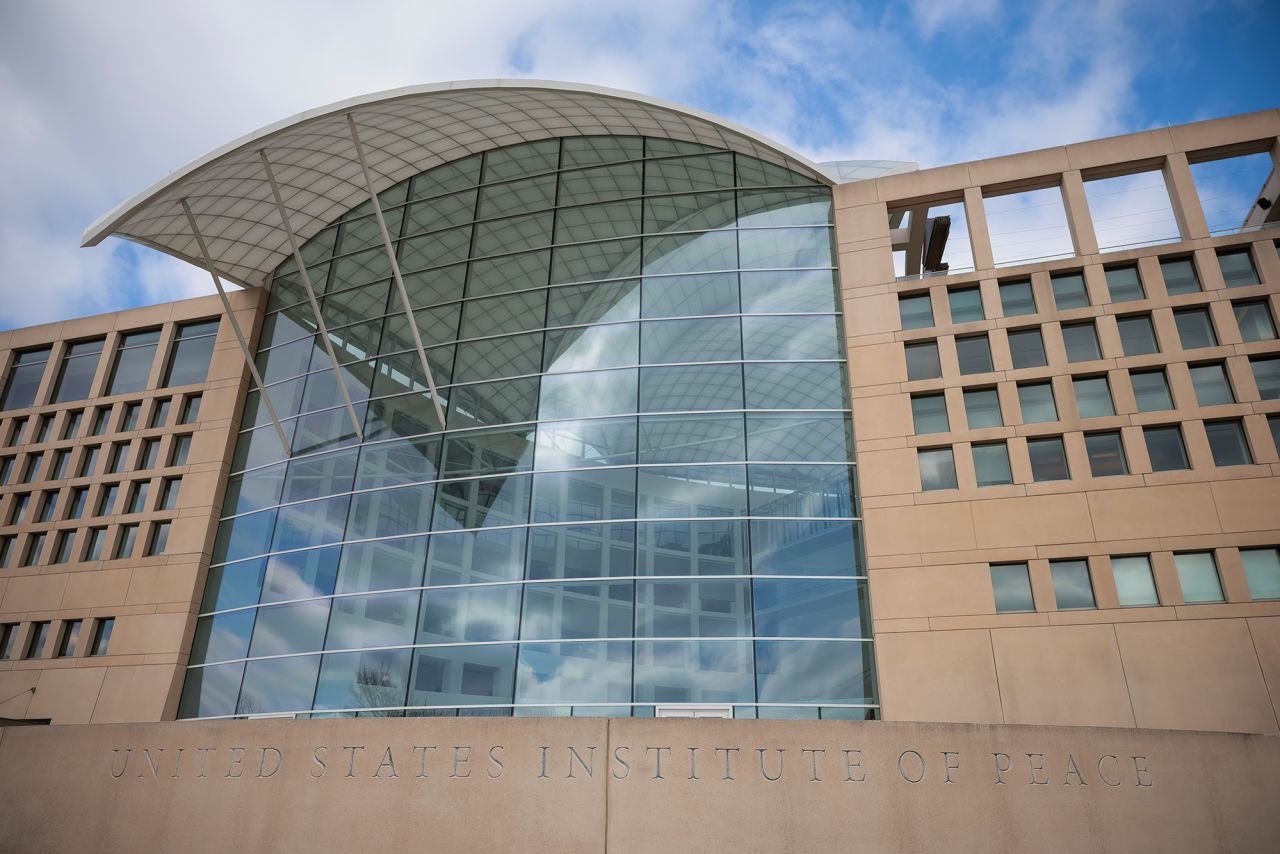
[180,135,875,720]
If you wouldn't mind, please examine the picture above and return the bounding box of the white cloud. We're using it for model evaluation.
[907,0,1002,39]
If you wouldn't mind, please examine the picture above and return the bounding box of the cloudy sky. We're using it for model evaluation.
[0,0,1274,330]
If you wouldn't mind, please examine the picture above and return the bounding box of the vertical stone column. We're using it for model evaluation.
[1059,170,1099,256]
[1162,152,1210,240]
[962,186,995,272]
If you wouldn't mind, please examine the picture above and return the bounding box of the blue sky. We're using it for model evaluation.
[0,0,1275,330]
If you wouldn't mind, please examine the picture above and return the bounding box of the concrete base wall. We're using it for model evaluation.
[1,718,1277,853]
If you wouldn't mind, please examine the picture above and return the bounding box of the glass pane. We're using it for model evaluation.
[1085,432,1128,477]
[431,475,531,530]
[354,437,440,490]
[543,323,638,372]
[335,536,428,593]
[1131,370,1173,411]
[527,523,636,579]
[521,581,633,640]
[453,332,543,383]
[483,140,559,181]
[963,388,1002,428]
[1218,250,1259,288]
[478,174,557,218]
[1062,323,1101,362]
[107,340,158,395]
[408,644,517,707]
[636,579,751,637]
[1254,356,1280,400]
[634,641,755,704]
[642,273,738,317]
[747,413,851,461]
[1205,421,1252,466]
[426,528,526,585]
[237,655,320,715]
[991,564,1034,612]
[546,279,639,326]
[1145,426,1189,471]
[1112,556,1159,606]
[164,324,219,386]
[1018,382,1057,423]
[739,227,834,269]
[1189,363,1234,406]
[325,591,420,649]
[260,547,341,603]
[1051,560,1095,609]
[638,465,748,518]
[1160,258,1200,295]
[555,200,642,242]
[911,394,949,434]
[636,520,747,576]
[748,464,854,517]
[956,336,994,374]
[1105,266,1145,302]
[52,341,104,403]
[899,294,933,330]
[1074,376,1115,417]
[641,318,740,364]
[755,639,873,703]
[249,600,330,656]
[535,417,635,470]
[753,579,867,637]
[442,426,536,477]
[1175,552,1223,603]
[539,369,637,419]
[551,239,641,284]
[1007,328,1047,369]
[1116,315,1159,356]
[918,447,957,490]
[460,291,547,339]
[749,519,860,577]
[271,495,351,552]
[740,270,837,313]
[948,287,984,323]
[515,641,632,705]
[467,250,550,298]
[999,280,1036,316]
[448,378,539,427]
[531,468,636,522]
[1234,300,1277,342]
[472,212,553,257]
[201,559,266,612]
[190,611,254,664]
[742,316,842,361]
[1174,308,1217,349]
[642,364,743,412]
[744,362,844,410]
[905,342,941,381]
[637,415,744,464]
[1241,548,1280,601]
[314,648,412,711]
[1050,273,1090,309]
[1027,437,1069,481]
[178,661,244,718]
[973,442,1013,486]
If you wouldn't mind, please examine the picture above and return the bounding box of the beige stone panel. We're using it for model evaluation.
[1066,127,1174,171]
[26,667,107,724]
[834,202,889,241]
[164,513,214,558]
[108,613,191,657]
[991,624,1135,727]
[837,247,896,289]
[0,573,69,614]
[1168,109,1280,152]
[90,663,180,723]
[0,671,39,717]
[1210,477,1280,533]
[1247,616,1280,718]
[970,493,1094,549]
[1116,619,1278,733]
[1086,482,1221,541]
[125,563,200,607]
[847,340,907,386]
[863,502,976,557]
[842,291,900,338]
[875,630,1003,723]
[833,178,879,207]
[869,563,992,620]
[61,567,131,610]
[850,393,912,442]
[857,447,920,498]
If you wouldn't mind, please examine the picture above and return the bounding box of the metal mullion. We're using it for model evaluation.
[179,199,290,455]
[345,114,447,429]
[260,150,364,444]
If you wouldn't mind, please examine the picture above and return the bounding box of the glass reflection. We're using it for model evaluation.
[634,640,755,703]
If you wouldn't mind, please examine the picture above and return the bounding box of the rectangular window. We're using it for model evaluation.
[963,388,1003,429]
[0,623,17,660]
[89,618,115,656]
[1017,381,1058,423]
[9,492,29,524]
[164,319,220,386]
[1241,548,1280,601]
[955,335,993,374]
[34,414,53,443]
[1105,265,1145,302]
[1027,436,1070,481]
[96,483,119,516]
[89,407,109,436]
[948,286,984,323]
[1252,356,1280,400]
[56,619,82,657]
[20,455,39,483]
[66,486,88,520]
[52,530,75,564]
[139,437,161,470]
[1189,363,1235,406]
[171,434,193,466]
[1050,560,1095,609]
[1,347,52,411]
[0,456,10,485]
[1073,376,1115,418]
[999,279,1036,317]
[1050,272,1090,310]
[50,449,69,481]
[1204,420,1252,466]
[6,417,28,447]
[1234,299,1277,342]
[121,401,141,432]
[114,524,139,560]
[991,563,1034,613]
[1271,415,1280,456]
[911,393,949,434]
[1131,369,1174,411]
[36,491,57,523]
[1112,556,1159,606]
[1160,257,1201,295]
[1144,425,1190,471]
[917,447,957,491]
[107,329,161,395]
[149,398,171,429]
[106,442,129,474]
[20,533,45,567]
[1084,431,1128,477]
[24,622,50,658]
[1116,314,1160,356]
[1175,552,1224,603]
[84,527,106,561]
[898,293,934,330]
[1061,321,1102,362]
[0,535,11,568]
[51,339,104,404]
[61,410,82,440]
[1174,307,1217,349]
[973,441,1013,486]
[159,477,181,511]
[146,521,170,557]
[126,481,150,514]
[1007,327,1047,369]
[905,341,942,381]
[1217,249,1259,288]
[180,394,202,424]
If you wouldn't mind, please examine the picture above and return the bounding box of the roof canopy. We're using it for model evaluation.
[83,80,835,288]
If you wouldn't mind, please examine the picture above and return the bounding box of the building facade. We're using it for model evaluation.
[0,81,1278,853]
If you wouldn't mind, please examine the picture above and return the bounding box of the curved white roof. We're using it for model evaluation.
[83,79,835,288]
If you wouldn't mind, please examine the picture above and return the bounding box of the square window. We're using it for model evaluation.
[1073,376,1115,418]
[948,287,984,323]
[1253,356,1280,400]
[1175,552,1223,603]
[1007,328,1047,369]
[973,442,1013,486]
[899,293,933,330]
[1130,369,1174,411]
[1217,249,1259,288]
[1050,273,1090,310]
[1027,436,1070,481]
[1105,266,1145,302]
[1116,315,1159,356]
[1061,321,1102,362]
[917,447,957,491]
[955,335,993,375]
[911,393,949,434]
[1234,300,1277,342]
[1204,420,1252,466]
[999,279,1036,317]
[1144,425,1190,471]
[1017,382,1058,423]
[1188,363,1235,406]
[1241,548,1280,601]
[1084,432,1128,477]
[1112,556,1159,606]
[905,341,942,381]
[1159,257,1201,295]
[963,388,1003,429]
[1050,560,1095,609]
[990,563,1034,613]
[1174,307,1217,349]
